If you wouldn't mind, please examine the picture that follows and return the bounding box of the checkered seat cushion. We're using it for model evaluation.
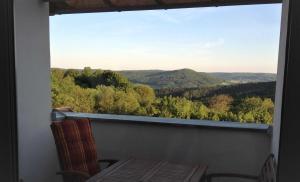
[51,119,100,176]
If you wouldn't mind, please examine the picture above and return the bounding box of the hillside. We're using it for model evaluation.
[119,69,276,88]
[119,69,224,89]
[156,81,276,102]
[52,68,276,90]
[209,72,276,83]
[118,70,163,83]
[51,68,276,124]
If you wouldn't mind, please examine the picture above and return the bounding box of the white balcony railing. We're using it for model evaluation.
[52,111,272,182]
[52,112,272,132]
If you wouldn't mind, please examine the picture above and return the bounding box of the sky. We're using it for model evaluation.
[50,4,282,73]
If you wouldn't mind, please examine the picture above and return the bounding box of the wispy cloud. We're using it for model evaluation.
[201,38,225,49]
[143,7,219,24]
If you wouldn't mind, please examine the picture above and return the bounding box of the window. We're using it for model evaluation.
[50,4,281,125]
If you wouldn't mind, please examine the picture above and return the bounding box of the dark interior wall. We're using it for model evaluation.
[277,0,300,181]
[0,0,19,181]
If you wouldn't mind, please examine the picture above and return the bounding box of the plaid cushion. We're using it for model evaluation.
[51,119,100,176]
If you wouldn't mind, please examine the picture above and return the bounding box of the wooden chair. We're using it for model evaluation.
[207,154,277,182]
[51,117,117,182]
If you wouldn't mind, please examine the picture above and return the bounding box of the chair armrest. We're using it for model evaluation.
[98,159,118,168]
[207,173,258,182]
[56,170,90,182]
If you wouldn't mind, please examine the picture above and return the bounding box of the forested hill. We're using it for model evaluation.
[156,81,276,102]
[119,69,224,89]
[119,69,276,88]
[53,68,276,89]
[51,68,276,124]
[209,72,276,83]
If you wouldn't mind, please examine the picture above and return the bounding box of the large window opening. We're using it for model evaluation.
[50,4,282,125]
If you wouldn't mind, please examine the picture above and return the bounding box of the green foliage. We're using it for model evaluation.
[113,90,140,114]
[120,70,276,89]
[134,84,155,107]
[51,74,96,113]
[235,97,274,124]
[51,68,275,125]
[156,96,193,119]
[75,67,94,88]
[74,68,130,89]
[94,86,115,113]
[191,103,209,120]
[156,81,276,102]
[99,71,130,89]
[208,94,233,113]
[120,68,223,89]
[64,69,81,78]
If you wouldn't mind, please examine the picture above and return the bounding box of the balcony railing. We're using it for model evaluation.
[52,111,272,180]
[52,111,272,133]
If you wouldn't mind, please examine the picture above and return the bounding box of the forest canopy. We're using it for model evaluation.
[51,67,275,125]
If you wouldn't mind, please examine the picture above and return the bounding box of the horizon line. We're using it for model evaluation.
[51,67,277,74]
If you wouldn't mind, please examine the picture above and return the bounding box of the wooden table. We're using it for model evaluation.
[87,158,207,182]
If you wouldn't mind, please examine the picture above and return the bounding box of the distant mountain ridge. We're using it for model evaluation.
[209,72,276,83]
[119,69,223,89]
[119,69,276,89]
[52,68,277,89]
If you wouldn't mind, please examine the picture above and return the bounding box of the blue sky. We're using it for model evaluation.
[50,4,282,73]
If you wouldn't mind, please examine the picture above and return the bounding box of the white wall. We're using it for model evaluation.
[14,0,61,181]
[272,0,289,159]
[92,120,271,182]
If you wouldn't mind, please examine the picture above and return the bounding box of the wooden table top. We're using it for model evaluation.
[87,158,207,182]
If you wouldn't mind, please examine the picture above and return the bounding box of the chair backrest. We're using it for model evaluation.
[51,118,100,176]
[258,154,277,182]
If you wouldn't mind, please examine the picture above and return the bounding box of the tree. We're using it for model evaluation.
[156,96,193,119]
[95,86,115,113]
[70,86,96,113]
[262,98,275,115]
[113,90,140,114]
[64,69,80,78]
[99,71,130,89]
[236,97,262,113]
[51,68,274,124]
[208,94,233,112]
[191,103,209,119]
[211,113,220,121]
[51,74,96,112]
[75,67,94,88]
[235,97,274,124]
[134,84,155,107]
